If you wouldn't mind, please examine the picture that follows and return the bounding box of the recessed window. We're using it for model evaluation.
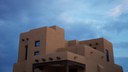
[56,57,61,60]
[49,57,53,61]
[106,49,110,62]
[25,45,28,60]
[89,44,92,46]
[93,47,97,49]
[74,56,78,59]
[34,51,39,56]
[26,38,29,41]
[35,59,39,63]
[96,43,98,45]
[35,41,40,47]
[22,39,25,41]
[42,58,46,62]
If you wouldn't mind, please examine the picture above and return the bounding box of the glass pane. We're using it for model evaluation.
[35,41,40,47]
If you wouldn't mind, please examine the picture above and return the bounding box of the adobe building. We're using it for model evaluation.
[13,26,123,72]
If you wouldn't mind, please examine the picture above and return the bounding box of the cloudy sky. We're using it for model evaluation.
[0,0,128,72]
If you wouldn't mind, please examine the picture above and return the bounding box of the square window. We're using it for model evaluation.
[93,47,97,49]
[34,51,39,56]
[22,39,25,41]
[35,41,40,47]
[96,43,98,45]
[26,38,29,41]
[89,44,92,46]
[35,59,39,63]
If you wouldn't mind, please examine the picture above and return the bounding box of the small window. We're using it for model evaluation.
[35,41,40,47]
[106,49,110,62]
[35,59,39,63]
[34,51,39,56]
[89,44,92,46]
[49,57,53,61]
[96,43,98,45]
[25,45,28,60]
[93,47,97,49]
[22,39,25,41]
[26,38,29,41]
[56,57,61,60]
[42,58,46,61]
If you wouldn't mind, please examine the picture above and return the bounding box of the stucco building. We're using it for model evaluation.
[13,26,123,72]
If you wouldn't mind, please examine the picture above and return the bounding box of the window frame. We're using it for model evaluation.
[35,40,40,47]
[106,49,110,62]
[34,51,39,56]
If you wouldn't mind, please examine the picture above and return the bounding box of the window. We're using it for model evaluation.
[34,51,39,56]
[42,58,46,62]
[89,44,92,46]
[35,59,39,63]
[35,41,40,47]
[22,39,25,41]
[56,57,61,60]
[106,49,110,62]
[49,57,53,61]
[26,38,29,41]
[25,45,28,60]
[96,43,98,45]
[93,47,97,49]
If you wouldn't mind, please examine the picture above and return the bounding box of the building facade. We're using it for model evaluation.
[13,26,123,72]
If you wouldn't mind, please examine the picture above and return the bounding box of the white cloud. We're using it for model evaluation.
[57,10,108,39]
[108,5,122,17]
[108,0,128,17]
[58,12,76,24]
[58,13,107,35]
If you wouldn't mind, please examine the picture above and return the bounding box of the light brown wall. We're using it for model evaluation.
[18,32,29,62]
[14,26,67,72]
[114,64,123,72]
[14,26,123,72]
[102,38,115,72]
[79,38,104,52]
[45,26,66,54]
[83,45,106,72]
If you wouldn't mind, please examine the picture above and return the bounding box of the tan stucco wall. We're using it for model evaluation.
[13,26,123,72]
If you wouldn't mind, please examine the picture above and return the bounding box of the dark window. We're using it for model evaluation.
[26,38,29,41]
[93,47,97,49]
[22,39,25,41]
[49,57,53,61]
[56,57,61,60]
[106,49,110,62]
[35,59,39,63]
[25,45,28,60]
[34,51,39,56]
[35,41,40,47]
[89,44,92,46]
[42,58,46,61]
[96,43,98,45]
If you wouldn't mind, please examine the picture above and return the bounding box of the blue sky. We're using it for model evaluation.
[0,0,128,72]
